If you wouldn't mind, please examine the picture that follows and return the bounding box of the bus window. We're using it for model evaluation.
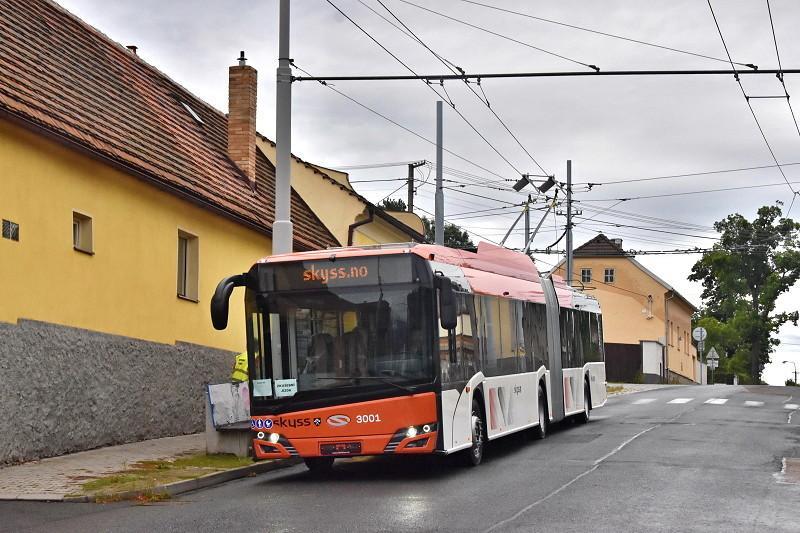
[481,296,502,377]
[497,298,517,374]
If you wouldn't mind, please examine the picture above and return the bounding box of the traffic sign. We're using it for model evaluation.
[692,327,708,342]
[697,340,705,353]
[707,347,719,361]
[708,360,719,369]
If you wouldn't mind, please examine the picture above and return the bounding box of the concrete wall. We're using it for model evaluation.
[0,320,232,465]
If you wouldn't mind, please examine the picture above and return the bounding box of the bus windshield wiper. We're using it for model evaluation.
[316,376,416,394]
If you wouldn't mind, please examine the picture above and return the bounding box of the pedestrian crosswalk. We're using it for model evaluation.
[625,397,798,409]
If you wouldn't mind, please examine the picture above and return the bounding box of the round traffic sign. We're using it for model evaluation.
[692,327,707,342]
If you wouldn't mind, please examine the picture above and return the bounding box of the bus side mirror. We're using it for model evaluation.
[437,277,458,330]
[211,274,248,330]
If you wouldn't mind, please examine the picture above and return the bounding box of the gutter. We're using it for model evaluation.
[347,209,375,246]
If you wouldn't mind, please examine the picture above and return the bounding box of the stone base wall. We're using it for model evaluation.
[0,320,234,465]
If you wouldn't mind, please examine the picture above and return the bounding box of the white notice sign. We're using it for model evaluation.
[252,379,273,397]
[274,378,298,398]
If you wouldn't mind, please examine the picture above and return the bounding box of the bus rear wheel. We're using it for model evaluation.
[535,386,547,440]
[304,456,334,474]
[465,397,486,467]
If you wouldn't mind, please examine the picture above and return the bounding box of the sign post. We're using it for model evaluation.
[707,347,719,384]
[692,327,708,383]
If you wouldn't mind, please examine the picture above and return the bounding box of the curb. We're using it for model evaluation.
[62,458,302,503]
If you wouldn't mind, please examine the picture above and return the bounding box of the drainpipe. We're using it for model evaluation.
[664,291,675,383]
[347,209,374,246]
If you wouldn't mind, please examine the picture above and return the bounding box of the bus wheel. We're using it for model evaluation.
[535,386,547,440]
[304,456,334,474]
[466,397,486,467]
[579,381,591,424]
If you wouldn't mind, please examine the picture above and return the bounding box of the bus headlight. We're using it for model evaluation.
[422,424,431,433]
[268,432,281,444]
[406,426,418,438]
[257,432,265,440]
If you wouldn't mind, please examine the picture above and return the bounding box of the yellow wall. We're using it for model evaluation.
[0,119,269,351]
[257,139,422,246]
[553,256,697,381]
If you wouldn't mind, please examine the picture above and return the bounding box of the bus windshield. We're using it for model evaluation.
[246,284,434,400]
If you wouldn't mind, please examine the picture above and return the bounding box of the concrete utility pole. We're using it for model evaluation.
[407,160,426,212]
[435,101,444,245]
[524,194,531,248]
[565,160,573,286]
[273,0,293,254]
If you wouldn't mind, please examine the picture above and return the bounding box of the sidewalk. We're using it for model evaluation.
[607,382,683,396]
[0,434,205,501]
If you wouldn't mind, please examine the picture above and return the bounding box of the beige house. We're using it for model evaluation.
[257,139,425,247]
[552,235,699,383]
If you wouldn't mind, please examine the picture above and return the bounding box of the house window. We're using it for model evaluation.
[2,219,19,241]
[604,268,615,283]
[72,212,93,253]
[581,268,592,283]
[177,231,199,301]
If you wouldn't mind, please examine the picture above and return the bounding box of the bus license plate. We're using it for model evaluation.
[320,442,362,456]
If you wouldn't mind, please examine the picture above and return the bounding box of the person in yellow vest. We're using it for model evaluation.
[231,352,248,382]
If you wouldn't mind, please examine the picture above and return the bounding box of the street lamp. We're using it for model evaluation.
[781,360,798,384]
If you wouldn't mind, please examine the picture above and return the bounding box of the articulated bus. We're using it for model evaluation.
[211,242,606,471]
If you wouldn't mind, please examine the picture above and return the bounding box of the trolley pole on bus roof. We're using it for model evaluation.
[435,101,444,245]
[273,0,293,254]
[565,160,573,286]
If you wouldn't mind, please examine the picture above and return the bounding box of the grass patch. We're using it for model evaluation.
[606,384,625,395]
[80,453,254,499]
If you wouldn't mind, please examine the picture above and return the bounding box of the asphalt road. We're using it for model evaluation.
[3,385,799,532]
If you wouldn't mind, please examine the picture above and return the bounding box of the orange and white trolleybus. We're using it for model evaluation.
[211,242,606,472]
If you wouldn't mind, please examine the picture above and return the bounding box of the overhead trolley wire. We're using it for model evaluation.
[766,0,800,141]
[576,179,800,203]
[574,161,800,187]
[374,0,552,178]
[706,0,798,214]
[325,0,529,178]
[396,0,599,72]
[455,0,756,70]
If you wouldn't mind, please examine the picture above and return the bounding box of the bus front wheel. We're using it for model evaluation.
[535,386,547,440]
[465,397,486,467]
[304,456,334,474]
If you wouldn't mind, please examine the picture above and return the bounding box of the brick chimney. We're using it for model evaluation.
[228,51,257,189]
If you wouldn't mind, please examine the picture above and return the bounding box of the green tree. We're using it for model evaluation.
[689,204,800,382]
[380,198,407,211]
[421,216,475,249]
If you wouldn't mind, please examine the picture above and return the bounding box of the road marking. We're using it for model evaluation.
[632,398,656,405]
[484,425,658,533]
[704,398,728,405]
[668,398,693,404]
[744,401,764,407]
[784,404,800,410]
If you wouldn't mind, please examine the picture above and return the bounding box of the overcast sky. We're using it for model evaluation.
[57,0,799,384]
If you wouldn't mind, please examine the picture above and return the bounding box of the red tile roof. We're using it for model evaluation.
[0,0,338,251]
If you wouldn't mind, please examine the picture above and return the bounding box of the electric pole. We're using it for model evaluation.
[435,101,444,245]
[565,160,573,286]
[273,0,292,254]
[524,194,531,248]
[407,160,426,213]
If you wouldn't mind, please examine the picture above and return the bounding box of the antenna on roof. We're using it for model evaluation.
[238,51,247,66]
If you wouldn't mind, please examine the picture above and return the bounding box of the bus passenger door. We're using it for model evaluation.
[541,276,565,422]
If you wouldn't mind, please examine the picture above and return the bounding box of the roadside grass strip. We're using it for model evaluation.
[632,398,656,405]
[744,401,765,407]
[77,453,253,501]
[704,398,728,405]
[668,398,693,404]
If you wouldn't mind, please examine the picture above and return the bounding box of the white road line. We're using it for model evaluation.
[668,398,693,404]
[484,425,658,533]
[704,398,728,405]
[744,401,764,407]
[632,398,656,405]
[784,404,800,410]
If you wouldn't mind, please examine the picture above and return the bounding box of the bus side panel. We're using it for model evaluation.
[440,387,459,450]
[482,372,539,440]
[586,362,607,408]
[562,367,585,416]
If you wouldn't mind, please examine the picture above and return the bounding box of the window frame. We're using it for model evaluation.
[72,211,94,254]
[604,268,615,283]
[581,268,592,283]
[2,219,19,242]
[177,229,199,302]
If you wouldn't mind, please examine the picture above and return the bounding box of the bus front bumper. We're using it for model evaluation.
[252,429,438,460]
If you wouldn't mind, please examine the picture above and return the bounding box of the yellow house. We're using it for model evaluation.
[552,235,699,384]
[0,0,341,463]
[256,137,425,246]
